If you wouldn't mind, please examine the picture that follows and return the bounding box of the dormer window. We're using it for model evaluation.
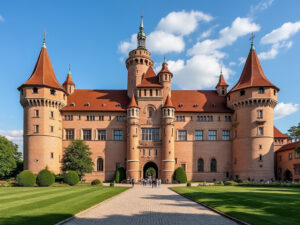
[70,102,75,106]
[179,104,183,108]
[258,87,265,94]
[240,90,245,96]
[211,103,216,108]
[165,74,167,80]
[116,103,121,107]
[84,103,90,107]
[50,89,56,95]
[33,87,38,94]
[193,104,198,107]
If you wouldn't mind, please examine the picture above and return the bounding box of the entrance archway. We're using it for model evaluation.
[143,161,158,179]
[284,169,293,181]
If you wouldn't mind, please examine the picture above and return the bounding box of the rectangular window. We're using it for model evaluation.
[148,149,151,156]
[258,127,264,135]
[113,130,123,141]
[141,128,160,141]
[289,152,293,160]
[86,115,95,121]
[97,130,107,140]
[50,126,54,133]
[51,152,54,159]
[295,152,300,159]
[34,125,39,133]
[178,130,187,141]
[144,89,146,96]
[116,162,121,169]
[259,154,263,161]
[155,149,158,156]
[99,115,104,121]
[143,149,145,157]
[258,87,265,94]
[50,111,54,119]
[257,110,263,119]
[83,129,92,140]
[66,129,74,140]
[225,116,231,121]
[33,87,38,93]
[35,109,39,117]
[208,130,217,141]
[156,89,158,96]
[150,89,152,96]
[278,155,282,161]
[222,130,230,140]
[181,163,186,171]
[50,89,56,95]
[295,164,300,174]
[116,116,126,121]
[64,115,73,121]
[194,130,203,141]
[176,116,185,121]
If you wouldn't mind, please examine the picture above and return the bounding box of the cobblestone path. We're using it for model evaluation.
[63,185,237,225]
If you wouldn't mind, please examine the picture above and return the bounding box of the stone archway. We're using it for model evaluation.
[143,161,158,179]
[284,169,293,181]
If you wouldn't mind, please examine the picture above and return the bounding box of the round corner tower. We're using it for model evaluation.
[227,43,278,181]
[126,16,153,98]
[18,40,67,174]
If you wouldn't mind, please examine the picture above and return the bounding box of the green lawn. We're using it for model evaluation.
[171,186,300,225]
[0,185,129,225]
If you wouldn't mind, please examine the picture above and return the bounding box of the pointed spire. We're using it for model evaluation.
[229,45,279,93]
[140,16,144,30]
[164,95,175,108]
[42,30,47,49]
[250,32,255,50]
[63,66,75,86]
[19,41,64,91]
[158,57,173,76]
[128,95,138,108]
[216,68,228,88]
[137,16,146,49]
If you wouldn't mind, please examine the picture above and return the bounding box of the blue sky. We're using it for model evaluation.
[0,0,300,150]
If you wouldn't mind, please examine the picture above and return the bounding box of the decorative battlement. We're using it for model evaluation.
[229,98,277,110]
[20,98,66,109]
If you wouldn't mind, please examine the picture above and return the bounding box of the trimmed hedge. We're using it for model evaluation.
[17,170,36,187]
[224,180,238,186]
[63,171,79,186]
[114,167,126,183]
[91,179,101,186]
[173,167,187,184]
[37,169,55,187]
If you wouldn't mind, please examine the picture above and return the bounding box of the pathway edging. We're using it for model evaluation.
[170,187,251,225]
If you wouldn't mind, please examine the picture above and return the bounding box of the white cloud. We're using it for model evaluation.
[118,34,137,55]
[157,10,213,36]
[250,0,274,16]
[229,61,236,66]
[274,102,299,120]
[0,129,23,150]
[238,57,246,66]
[148,31,185,54]
[198,25,218,40]
[0,15,4,22]
[259,41,292,60]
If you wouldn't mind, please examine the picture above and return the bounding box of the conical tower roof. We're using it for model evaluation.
[229,47,278,93]
[163,95,175,108]
[137,66,162,87]
[19,41,64,91]
[216,74,228,88]
[158,58,173,76]
[63,70,75,86]
[128,95,138,108]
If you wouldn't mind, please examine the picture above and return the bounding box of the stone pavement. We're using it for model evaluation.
[63,184,237,225]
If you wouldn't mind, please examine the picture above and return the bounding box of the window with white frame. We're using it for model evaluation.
[66,129,74,140]
[258,127,264,135]
[194,130,203,141]
[113,130,123,140]
[141,128,160,141]
[97,130,106,140]
[178,130,187,141]
[222,130,230,140]
[208,130,217,141]
[83,129,92,140]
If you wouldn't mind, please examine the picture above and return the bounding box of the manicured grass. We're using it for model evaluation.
[171,186,300,225]
[0,185,129,225]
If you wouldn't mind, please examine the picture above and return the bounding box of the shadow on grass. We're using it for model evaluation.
[0,213,73,225]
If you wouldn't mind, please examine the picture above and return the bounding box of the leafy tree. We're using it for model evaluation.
[145,167,156,178]
[61,140,93,180]
[114,167,126,183]
[173,167,187,183]
[295,145,300,153]
[287,123,300,142]
[0,136,22,179]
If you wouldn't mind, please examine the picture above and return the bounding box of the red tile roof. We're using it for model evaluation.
[62,90,129,111]
[229,49,279,93]
[19,47,64,91]
[274,126,288,138]
[63,73,75,86]
[128,95,138,108]
[216,75,228,87]
[158,63,173,77]
[137,66,162,87]
[163,95,175,108]
[277,141,300,153]
[171,90,232,112]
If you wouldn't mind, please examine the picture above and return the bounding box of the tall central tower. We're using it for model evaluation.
[126,17,154,98]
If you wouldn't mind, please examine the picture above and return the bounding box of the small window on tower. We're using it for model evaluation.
[50,89,56,95]
[51,152,54,159]
[150,89,152,96]
[258,87,265,94]
[33,87,38,94]
[35,109,39,117]
[240,90,245,96]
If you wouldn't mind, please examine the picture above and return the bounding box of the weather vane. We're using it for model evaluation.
[250,32,255,44]
[141,9,144,17]
[220,65,223,75]
[42,30,47,42]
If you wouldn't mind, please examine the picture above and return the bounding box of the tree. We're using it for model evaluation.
[173,167,187,183]
[0,136,22,179]
[61,140,93,180]
[287,123,300,142]
[145,167,156,178]
[295,145,300,153]
[114,167,126,183]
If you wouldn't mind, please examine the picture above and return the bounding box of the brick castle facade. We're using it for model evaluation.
[19,18,287,182]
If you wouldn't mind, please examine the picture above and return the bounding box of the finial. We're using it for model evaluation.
[220,65,223,76]
[162,56,168,66]
[250,32,255,50]
[42,30,47,48]
[68,64,71,75]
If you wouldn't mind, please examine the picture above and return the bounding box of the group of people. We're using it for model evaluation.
[141,177,162,188]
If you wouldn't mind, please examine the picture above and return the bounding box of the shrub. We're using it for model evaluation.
[16,170,36,187]
[145,167,156,178]
[224,180,238,186]
[63,171,79,186]
[114,167,126,183]
[110,182,114,187]
[55,174,64,183]
[173,167,187,184]
[91,179,101,186]
[214,181,224,186]
[242,180,251,184]
[36,169,55,187]
[186,182,191,187]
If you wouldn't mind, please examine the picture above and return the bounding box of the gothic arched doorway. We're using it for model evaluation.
[284,169,293,181]
[143,161,158,179]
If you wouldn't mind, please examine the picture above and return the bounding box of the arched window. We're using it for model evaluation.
[198,158,204,172]
[97,158,103,172]
[148,108,153,117]
[210,158,217,172]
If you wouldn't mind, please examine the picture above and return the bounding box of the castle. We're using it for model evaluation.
[18,18,286,182]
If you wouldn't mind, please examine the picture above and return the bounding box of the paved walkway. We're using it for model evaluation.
[64,184,237,225]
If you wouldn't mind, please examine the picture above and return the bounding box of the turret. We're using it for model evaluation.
[161,95,175,183]
[63,66,75,94]
[227,40,279,181]
[18,38,67,174]
[216,70,228,96]
[126,95,140,182]
[158,58,173,101]
[126,17,154,98]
